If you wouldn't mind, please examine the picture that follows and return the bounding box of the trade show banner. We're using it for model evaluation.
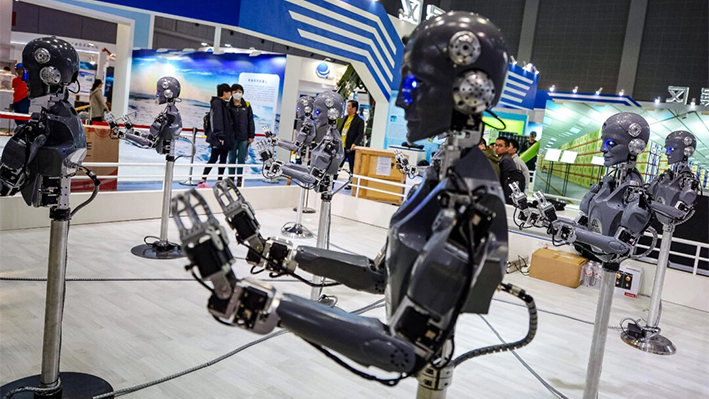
[120,50,286,182]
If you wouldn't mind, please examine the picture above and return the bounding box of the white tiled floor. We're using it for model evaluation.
[1,208,708,398]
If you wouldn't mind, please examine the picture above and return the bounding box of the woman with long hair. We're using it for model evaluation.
[89,78,108,123]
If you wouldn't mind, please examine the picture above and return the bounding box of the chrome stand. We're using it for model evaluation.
[416,363,453,399]
[583,264,619,399]
[620,224,677,355]
[310,180,333,302]
[132,145,185,259]
[179,127,198,186]
[0,177,112,398]
[281,186,314,239]
[301,188,316,213]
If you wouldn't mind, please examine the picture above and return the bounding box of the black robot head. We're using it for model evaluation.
[157,76,181,104]
[313,92,343,127]
[665,130,696,164]
[395,11,509,143]
[600,113,650,167]
[22,37,79,99]
[296,96,315,120]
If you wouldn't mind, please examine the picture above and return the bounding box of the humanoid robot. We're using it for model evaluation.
[393,149,425,179]
[105,76,183,156]
[0,37,111,398]
[261,95,317,159]
[172,12,536,397]
[105,77,186,259]
[257,91,345,191]
[620,130,701,355]
[511,112,657,399]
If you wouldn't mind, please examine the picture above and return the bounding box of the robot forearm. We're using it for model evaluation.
[550,220,631,255]
[293,246,386,294]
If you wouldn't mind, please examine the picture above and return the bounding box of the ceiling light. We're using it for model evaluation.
[618,89,624,96]
[595,87,603,95]
[510,56,517,65]
[201,42,208,46]
[572,86,578,94]
[690,98,696,106]
[549,85,555,92]
[224,43,232,47]
[655,97,660,104]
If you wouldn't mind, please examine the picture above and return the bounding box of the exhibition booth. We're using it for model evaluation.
[1,1,708,399]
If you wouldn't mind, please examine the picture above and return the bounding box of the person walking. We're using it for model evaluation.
[520,131,538,170]
[11,63,29,126]
[339,100,364,186]
[89,79,108,123]
[227,83,255,187]
[199,84,234,188]
[508,138,531,191]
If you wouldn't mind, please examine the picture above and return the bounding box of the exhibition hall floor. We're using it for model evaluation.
[1,208,708,398]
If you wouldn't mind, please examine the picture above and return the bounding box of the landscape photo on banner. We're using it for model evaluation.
[120,50,286,181]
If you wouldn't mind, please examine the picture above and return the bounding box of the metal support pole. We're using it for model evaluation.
[180,127,198,186]
[310,188,332,300]
[131,144,185,259]
[282,186,314,238]
[620,224,677,355]
[416,363,453,399]
[583,264,619,399]
[1,176,113,398]
[302,186,316,213]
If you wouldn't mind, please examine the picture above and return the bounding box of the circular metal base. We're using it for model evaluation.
[620,331,676,355]
[0,372,113,398]
[179,180,199,186]
[301,207,316,214]
[281,223,314,239]
[131,241,185,260]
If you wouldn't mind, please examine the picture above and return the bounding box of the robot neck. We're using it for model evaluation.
[615,158,637,184]
[437,117,484,180]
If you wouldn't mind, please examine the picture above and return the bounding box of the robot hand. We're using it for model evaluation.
[393,150,420,179]
[262,125,278,146]
[171,188,280,332]
[0,121,47,196]
[532,191,559,224]
[105,111,155,148]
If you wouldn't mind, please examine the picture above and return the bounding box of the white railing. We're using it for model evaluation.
[635,231,709,277]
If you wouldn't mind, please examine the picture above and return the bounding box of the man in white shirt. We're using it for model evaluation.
[508,138,530,191]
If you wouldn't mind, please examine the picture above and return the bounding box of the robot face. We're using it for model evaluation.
[313,92,343,126]
[156,76,181,104]
[599,113,650,166]
[665,130,696,164]
[394,11,508,143]
[22,37,80,98]
[295,96,315,120]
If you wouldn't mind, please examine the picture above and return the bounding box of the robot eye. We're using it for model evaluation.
[313,109,320,116]
[666,146,675,155]
[602,139,615,151]
[401,75,421,105]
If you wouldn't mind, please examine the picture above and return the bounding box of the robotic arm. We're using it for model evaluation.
[105,111,155,148]
[172,188,416,376]
[210,178,387,294]
[393,150,424,179]
[0,119,47,196]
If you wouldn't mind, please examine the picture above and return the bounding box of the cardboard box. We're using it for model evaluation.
[530,248,587,288]
[71,125,119,191]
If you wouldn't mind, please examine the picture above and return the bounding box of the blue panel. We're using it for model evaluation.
[498,63,539,110]
[92,0,241,28]
[56,0,153,48]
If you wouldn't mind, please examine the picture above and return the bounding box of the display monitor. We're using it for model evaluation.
[560,150,578,164]
[544,148,562,162]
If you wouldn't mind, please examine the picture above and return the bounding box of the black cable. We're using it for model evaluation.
[453,283,537,367]
[188,268,214,294]
[478,315,570,399]
[91,299,386,399]
[304,340,407,386]
[70,166,101,217]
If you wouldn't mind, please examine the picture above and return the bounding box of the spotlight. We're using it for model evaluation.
[572,86,578,94]
[224,43,232,47]
[618,89,624,96]
[690,98,696,106]
[595,87,603,95]
[201,42,208,46]
[510,55,517,65]
[549,85,555,92]
[655,97,660,104]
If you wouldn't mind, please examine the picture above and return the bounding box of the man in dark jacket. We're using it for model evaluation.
[339,100,365,180]
[228,83,255,187]
[495,137,525,204]
[478,138,500,177]
[200,83,234,188]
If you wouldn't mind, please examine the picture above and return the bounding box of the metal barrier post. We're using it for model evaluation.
[180,127,199,186]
